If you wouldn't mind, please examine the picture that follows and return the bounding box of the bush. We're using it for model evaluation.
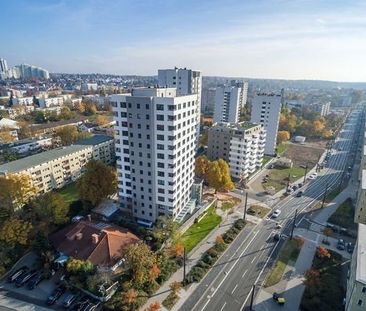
[234,219,246,230]
[186,266,206,283]
[206,247,219,258]
[196,260,211,270]
[213,242,227,252]
[162,292,179,310]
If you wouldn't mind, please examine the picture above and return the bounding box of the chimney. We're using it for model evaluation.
[91,233,99,245]
[75,233,83,240]
[87,214,91,222]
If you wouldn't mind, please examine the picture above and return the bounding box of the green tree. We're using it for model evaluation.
[125,243,156,287]
[60,106,72,120]
[0,127,16,144]
[152,216,179,244]
[54,125,78,146]
[32,192,69,227]
[77,160,117,206]
[0,218,33,246]
[2,148,19,162]
[66,258,94,275]
[34,111,46,123]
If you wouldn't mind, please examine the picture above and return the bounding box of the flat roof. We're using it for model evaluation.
[0,145,90,174]
[356,223,366,284]
[76,134,113,146]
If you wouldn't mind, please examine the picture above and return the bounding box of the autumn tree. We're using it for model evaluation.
[215,235,225,246]
[149,264,161,283]
[95,115,109,126]
[17,121,35,139]
[146,301,161,311]
[60,106,73,120]
[0,127,16,144]
[316,246,331,259]
[121,289,138,309]
[31,192,69,229]
[77,160,117,206]
[195,155,209,180]
[304,268,321,288]
[75,102,86,114]
[54,125,78,146]
[84,102,97,115]
[323,228,332,243]
[125,243,156,287]
[66,258,94,276]
[277,131,290,144]
[0,173,37,219]
[206,160,222,192]
[217,159,234,191]
[170,243,184,258]
[0,218,32,246]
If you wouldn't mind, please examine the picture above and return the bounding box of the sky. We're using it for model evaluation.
[1,0,366,82]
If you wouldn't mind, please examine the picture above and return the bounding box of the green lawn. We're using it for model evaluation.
[328,198,354,228]
[265,238,303,287]
[262,156,273,166]
[265,166,306,192]
[247,204,271,218]
[181,205,222,253]
[221,202,235,211]
[300,250,344,311]
[58,182,79,204]
[276,143,288,155]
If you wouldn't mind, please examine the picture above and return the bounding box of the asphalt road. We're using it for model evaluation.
[179,107,363,311]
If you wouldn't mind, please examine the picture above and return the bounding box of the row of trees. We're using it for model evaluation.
[278,106,342,141]
[195,156,234,192]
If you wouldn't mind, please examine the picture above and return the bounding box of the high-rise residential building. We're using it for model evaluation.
[15,64,49,80]
[207,122,266,180]
[312,102,331,117]
[251,93,282,155]
[201,87,216,114]
[111,87,198,226]
[213,86,241,123]
[0,58,8,72]
[158,67,201,140]
[231,80,248,109]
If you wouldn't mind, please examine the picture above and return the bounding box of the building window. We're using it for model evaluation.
[358,300,363,306]
[157,114,164,121]
[363,287,366,293]
[157,104,164,111]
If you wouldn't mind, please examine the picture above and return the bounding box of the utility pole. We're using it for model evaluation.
[303,165,308,184]
[290,209,298,239]
[286,173,291,190]
[249,284,256,311]
[244,192,248,220]
[183,247,186,285]
[321,183,329,208]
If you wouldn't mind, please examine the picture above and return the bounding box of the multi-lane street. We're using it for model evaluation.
[179,108,362,311]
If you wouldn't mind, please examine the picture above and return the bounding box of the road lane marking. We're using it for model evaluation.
[201,230,260,311]
[251,256,257,264]
[242,269,248,278]
[231,284,238,294]
[219,302,227,311]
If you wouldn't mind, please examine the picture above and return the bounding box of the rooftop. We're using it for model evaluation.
[0,145,90,174]
[356,223,366,284]
[212,122,261,131]
[76,134,114,146]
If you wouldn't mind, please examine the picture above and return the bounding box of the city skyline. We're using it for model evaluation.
[1,0,366,82]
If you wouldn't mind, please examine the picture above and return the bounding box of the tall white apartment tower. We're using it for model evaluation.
[111,88,198,226]
[231,80,248,108]
[251,93,282,155]
[0,58,8,73]
[213,86,241,123]
[158,68,202,139]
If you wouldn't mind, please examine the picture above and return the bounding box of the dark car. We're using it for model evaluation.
[274,233,282,241]
[296,191,303,197]
[337,239,345,250]
[15,269,38,287]
[297,183,303,188]
[27,272,45,290]
[7,266,28,283]
[47,286,66,305]
[63,292,80,308]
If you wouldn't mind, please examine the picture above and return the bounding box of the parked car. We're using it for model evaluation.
[346,242,354,254]
[292,185,298,191]
[297,182,303,188]
[273,292,286,305]
[274,233,283,241]
[27,272,45,290]
[272,209,281,218]
[15,269,38,287]
[47,286,66,305]
[308,173,317,180]
[337,239,345,250]
[296,191,303,197]
[63,292,80,308]
[7,266,28,283]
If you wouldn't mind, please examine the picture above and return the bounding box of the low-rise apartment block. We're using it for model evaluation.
[207,122,266,180]
[0,135,114,194]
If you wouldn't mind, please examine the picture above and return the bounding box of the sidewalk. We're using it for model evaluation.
[140,206,259,311]
[253,183,356,311]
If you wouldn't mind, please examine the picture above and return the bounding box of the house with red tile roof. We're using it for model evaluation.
[50,220,140,272]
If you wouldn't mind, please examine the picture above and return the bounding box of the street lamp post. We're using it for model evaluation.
[291,209,298,239]
[183,246,186,285]
[244,192,248,221]
[321,183,329,208]
[303,165,308,184]
[249,284,256,311]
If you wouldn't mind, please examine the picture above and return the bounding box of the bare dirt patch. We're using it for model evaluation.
[284,143,325,167]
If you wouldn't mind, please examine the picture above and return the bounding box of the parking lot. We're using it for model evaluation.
[0,253,100,310]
